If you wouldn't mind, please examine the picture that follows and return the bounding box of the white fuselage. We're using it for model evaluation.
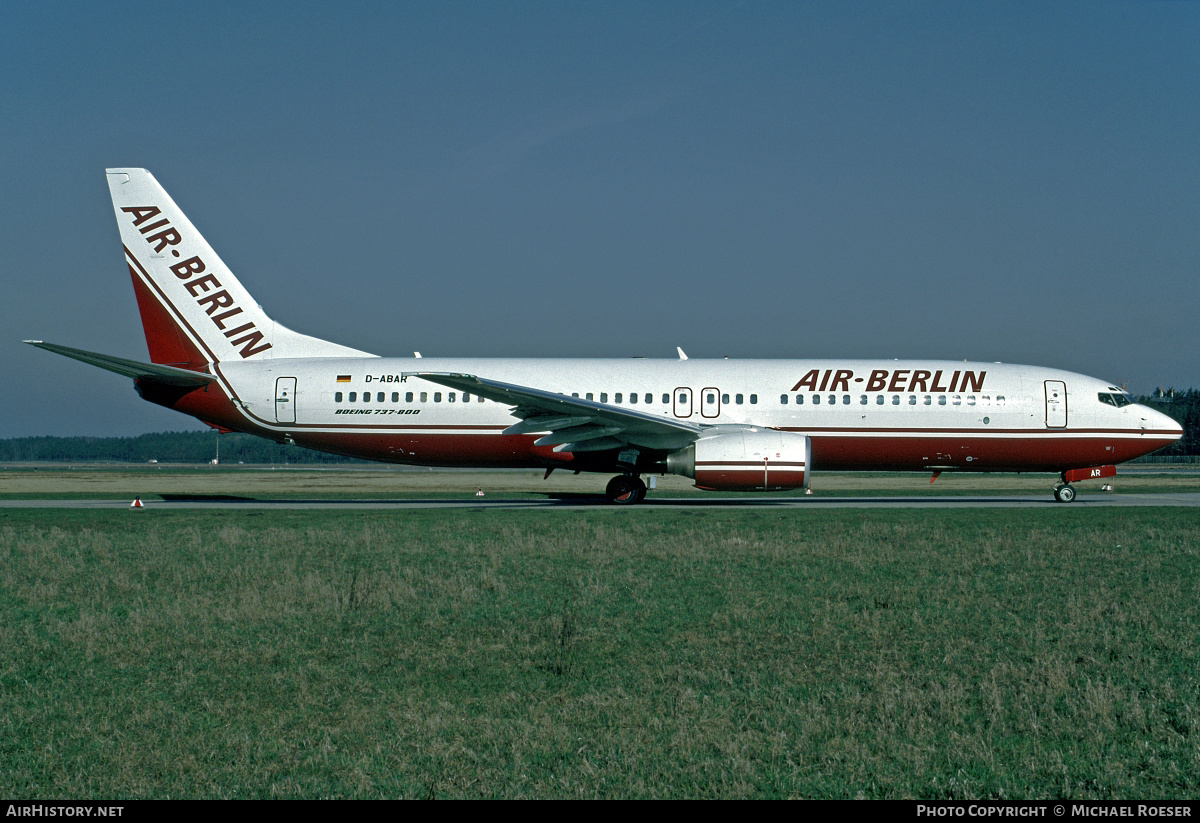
[198,357,1180,474]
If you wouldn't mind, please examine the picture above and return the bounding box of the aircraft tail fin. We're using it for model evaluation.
[106,168,374,366]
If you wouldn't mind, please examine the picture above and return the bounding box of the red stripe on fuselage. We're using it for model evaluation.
[266,428,1175,474]
[807,432,1174,471]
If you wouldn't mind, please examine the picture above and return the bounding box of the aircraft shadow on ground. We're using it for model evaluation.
[540,493,1054,507]
[146,493,1062,507]
[159,493,258,502]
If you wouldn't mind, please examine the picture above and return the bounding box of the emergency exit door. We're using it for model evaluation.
[673,387,693,418]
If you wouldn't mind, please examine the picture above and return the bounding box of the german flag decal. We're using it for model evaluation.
[336,375,352,383]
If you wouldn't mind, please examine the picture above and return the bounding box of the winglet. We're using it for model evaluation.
[677,347,688,360]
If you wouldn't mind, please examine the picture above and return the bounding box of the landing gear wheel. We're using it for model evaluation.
[606,475,647,505]
[1053,484,1076,503]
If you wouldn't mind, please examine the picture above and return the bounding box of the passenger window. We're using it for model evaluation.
[434,392,442,402]
[813,395,821,405]
[876,395,884,405]
[938,395,946,406]
[722,393,730,404]
[406,392,413,402]
[952,395,961,405]
[750,394,758,404]
[463,393,470,402]
[392,392,399,402]
[892,395,900,405]
[860,395,867,405]
[842,395,850,405]
[377,392,384,402]
[908,395,916,405]
[448,393,456,402]
[362,392,370,402]
[967,396,976,406]
[997,396,1005,405]
[420,392,427,402]
[780,394,788,404]
[796,395,804,405]
[923,395,931,405]
[335,392,343,403]
[736,394,744,405]
[629,393,637,404]
[615,393,623,403]
[586,393,594,401]
[572,392,579,398]
[827,395,835,405]
[662,394,669,404]
[601,393,609,403]
[645,393,652,404]
[349,392,357,402]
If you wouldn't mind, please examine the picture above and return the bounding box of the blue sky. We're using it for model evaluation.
[2,1,1197,437]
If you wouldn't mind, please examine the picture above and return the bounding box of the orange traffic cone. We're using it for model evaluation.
[130,497,145,509]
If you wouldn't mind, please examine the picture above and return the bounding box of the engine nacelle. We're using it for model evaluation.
[667,430,811,491]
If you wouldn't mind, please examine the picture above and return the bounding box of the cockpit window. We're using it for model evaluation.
[1098,392,1132,408]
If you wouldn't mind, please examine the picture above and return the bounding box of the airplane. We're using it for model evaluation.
[26,169,1183,504]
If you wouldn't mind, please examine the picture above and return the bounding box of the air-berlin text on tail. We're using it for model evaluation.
[791,368,987,394]
[121,206,272,359]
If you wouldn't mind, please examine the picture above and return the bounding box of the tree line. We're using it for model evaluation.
[3,392,1198,463]
[1,431,366,464]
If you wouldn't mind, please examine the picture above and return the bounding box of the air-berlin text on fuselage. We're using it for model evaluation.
[790,368,987,394]
[121,206,271,359]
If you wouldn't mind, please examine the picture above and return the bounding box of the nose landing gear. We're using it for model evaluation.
[1054,465,1116,502]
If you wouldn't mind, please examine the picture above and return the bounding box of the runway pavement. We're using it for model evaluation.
[4,493,1200,510]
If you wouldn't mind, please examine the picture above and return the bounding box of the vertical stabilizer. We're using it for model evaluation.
[107,168,374,366]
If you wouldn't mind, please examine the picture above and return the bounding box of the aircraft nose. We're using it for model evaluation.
[1145,407,1183,439]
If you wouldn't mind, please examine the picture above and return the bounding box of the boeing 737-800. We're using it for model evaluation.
[26,169,1182,503]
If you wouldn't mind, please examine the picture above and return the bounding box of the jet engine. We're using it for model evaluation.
[666,429,810,491]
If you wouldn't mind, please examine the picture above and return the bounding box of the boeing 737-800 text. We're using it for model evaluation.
[26,169,1182,503]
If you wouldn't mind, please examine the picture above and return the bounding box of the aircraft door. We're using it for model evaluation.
[673,387,693,418]
[1045,380,1067,428]
[276,377,297,424]
[700,387,721,419]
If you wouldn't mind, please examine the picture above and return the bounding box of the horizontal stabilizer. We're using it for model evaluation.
[24,341,217,387]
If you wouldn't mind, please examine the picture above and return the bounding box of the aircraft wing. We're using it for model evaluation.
[25,341,217,388]
[410,372,706,453]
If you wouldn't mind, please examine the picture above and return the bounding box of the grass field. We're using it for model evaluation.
[2,503,1198,798]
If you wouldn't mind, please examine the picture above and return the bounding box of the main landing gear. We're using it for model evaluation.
[1053,483,1076,503]
[606,475,647,505]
